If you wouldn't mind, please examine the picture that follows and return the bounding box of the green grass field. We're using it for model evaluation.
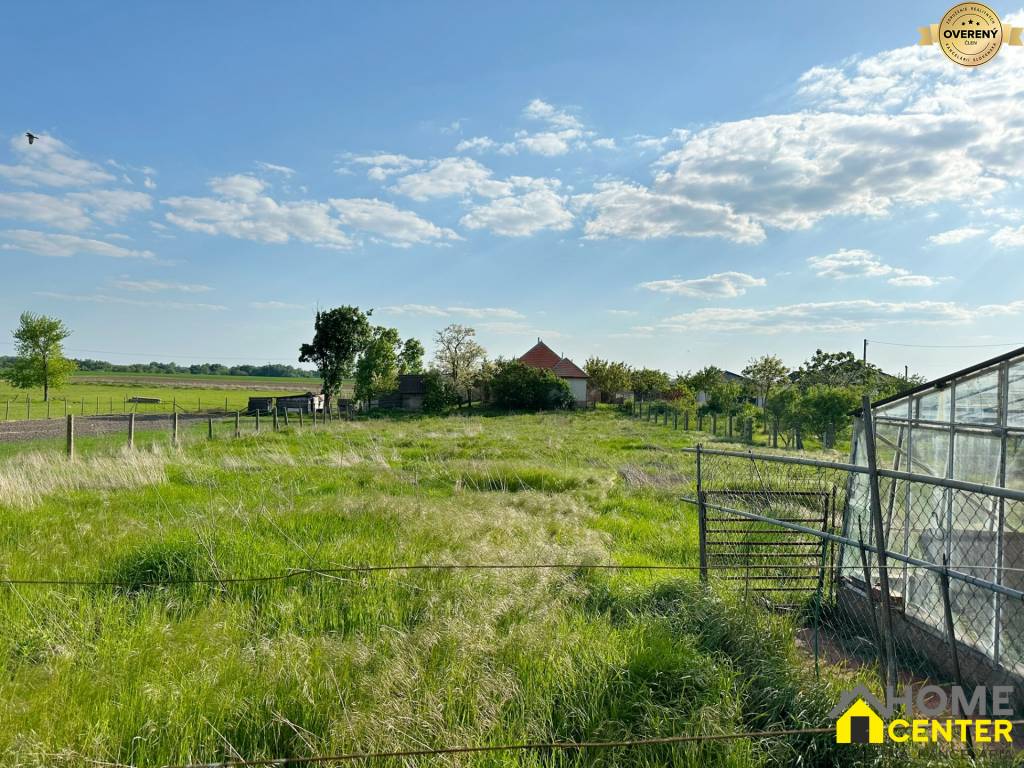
[0,409,983,767]
[0,373,327,420]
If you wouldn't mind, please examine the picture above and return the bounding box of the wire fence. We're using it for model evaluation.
[684,437,1024,708]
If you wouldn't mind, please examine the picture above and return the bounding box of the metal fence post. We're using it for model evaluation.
[128,412,135,449]
[861,395,898,698]
[696,444,707,583]
[66,414,74,459]
[939,555,975,757]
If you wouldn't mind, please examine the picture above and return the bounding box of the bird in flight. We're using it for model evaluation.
[25,132,39,145]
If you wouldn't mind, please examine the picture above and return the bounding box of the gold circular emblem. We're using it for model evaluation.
[938,3,1003,66]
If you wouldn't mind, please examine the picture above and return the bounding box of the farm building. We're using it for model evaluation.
[374,374,427,411]
[841,345,1024,690]
[275,392,324,415]
[519,339,589,405]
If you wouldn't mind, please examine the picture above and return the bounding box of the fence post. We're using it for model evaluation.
[66,414,74,459]
[172,411,179,446]
[312,408,317,427]
[255,410,260,433]
[225,397,229,414]
[273,409,279,432]
[80,398,84,416]
[234,411,240,438]
[712,414,717,434]
[27,395,31,420]
[298,410,303,428]
[696,444,707,583]
[46,399,51,419]
[128,412,135,449]
[861,395,898,699]
[684,412,689,431]
[4,400,8,421]
[208,417,214,440]
[674,410,678,430]
[284,409,289,427]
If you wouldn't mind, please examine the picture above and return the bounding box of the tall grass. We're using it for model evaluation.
[0,411,1002,767]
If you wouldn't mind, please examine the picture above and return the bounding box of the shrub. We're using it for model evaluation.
[422,370,460,414]
[489,360,573,410]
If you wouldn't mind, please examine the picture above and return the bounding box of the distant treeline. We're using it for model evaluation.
[0,356,318,379]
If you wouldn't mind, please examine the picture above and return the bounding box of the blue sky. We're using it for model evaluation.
[2,1,1023,379]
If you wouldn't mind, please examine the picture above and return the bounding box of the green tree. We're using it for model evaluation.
[4,311,76,401]
[742,354,790,404]
[686,366,725,398]
[764,386,804,448]
[433,324,486,406]
[354,326,401,405]
[801,385,859,449]
[422,369,459,413]
[489,359,573,410]
[584,357,632,402]
[630,367,671,400]
[398,338,425,375]
[299,306,373,412]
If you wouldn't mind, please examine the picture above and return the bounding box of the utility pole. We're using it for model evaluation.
[862,338,868,365]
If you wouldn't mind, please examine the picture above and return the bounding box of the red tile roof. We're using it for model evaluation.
[519,339,588,379]
[519,340,562,369]
[552,358,588,379]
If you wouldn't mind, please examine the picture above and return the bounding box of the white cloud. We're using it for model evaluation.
[66,189,152,225]
[0,133,115,188]
[255,161,296,177]
[0,191,93,231]
[574,181,764,243]
[460,184,573,236]
[639,272,767,299]
[928,226,985,245]
[659,298,1024,334]
[35,291,226,311]
[606,309,638,316]
[990,225,1024,248]
[1,229,155,259]
[346,153,425,181]
[592,138,617,150]
[522,99,583,130]
[380,304,524,319]
[501,99,592,157]
[455,136,496,153]
[110,279,212,293]
[330,198,460,247]
[143,177,157,190]
[807,248,945,286]
[163,177,353,249]
[390,157,510,200]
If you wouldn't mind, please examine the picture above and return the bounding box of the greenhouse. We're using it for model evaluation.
[842,345,1024,676]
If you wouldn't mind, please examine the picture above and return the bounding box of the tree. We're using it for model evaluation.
[422,370,459,413]
[742,355,790,404]
[489,359,573,410]
[764,386,804,448]
[433,324,486,406]
[801,385,859,449]
[354,326,401,405]
[584,357,632,402]
[398,338,425,375]
[299,306,373,412]
[686,366,725,398]
[630,367,671,400]
[4,312,76,401]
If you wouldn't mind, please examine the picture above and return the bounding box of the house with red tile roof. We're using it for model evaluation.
[518,339,589,404]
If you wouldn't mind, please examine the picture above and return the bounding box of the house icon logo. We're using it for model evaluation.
[830,685,886,744]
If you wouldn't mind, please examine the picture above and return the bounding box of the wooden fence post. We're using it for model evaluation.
[255,410,260,433]
[712,414,717,434]
[684,412,689,431]
[284,409,290,426]
[128,413,135,449]
[234,411,240,438]
[208,417,214,440]
[64,398,68,418]
[66,414,74,459]
[674,409,678,430]
[46,399,51,420]
[298,410,304,428]
[172,412,179,446]
[224,397,228,414]
[273,409,279,432]
[26,395,31,420]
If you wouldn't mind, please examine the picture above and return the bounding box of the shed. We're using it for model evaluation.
[275,392,324,415]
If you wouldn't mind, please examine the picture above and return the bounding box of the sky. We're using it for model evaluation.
[2,1,1024,379]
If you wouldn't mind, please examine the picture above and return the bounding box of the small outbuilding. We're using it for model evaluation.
[275,392,324,415]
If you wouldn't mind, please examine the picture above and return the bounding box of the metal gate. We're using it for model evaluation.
[698,489,837,607]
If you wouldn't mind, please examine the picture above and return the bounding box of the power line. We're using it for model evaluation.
[865,339,1024,350]
[164,727,838,768]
